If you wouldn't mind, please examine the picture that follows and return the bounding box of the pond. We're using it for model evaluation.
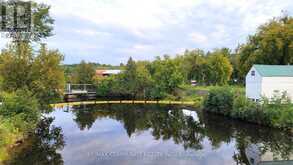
[5,104,293,165]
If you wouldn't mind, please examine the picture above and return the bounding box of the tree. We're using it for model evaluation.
[177,49,206,83]
[72,61,95,84]
[3,1,54,42]
[0,43,33,91]
[31,44,65,103]
[0,43,65,104]
[119,57,153,98]
[239,15,293,78]
[152,55,184,94]
[206,52,233,85]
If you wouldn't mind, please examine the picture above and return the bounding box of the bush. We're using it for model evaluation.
[231,94,269,125]
[0,90,41,161]
[203,86,234,115]
[204,87,293,128]
[0,90,40,126]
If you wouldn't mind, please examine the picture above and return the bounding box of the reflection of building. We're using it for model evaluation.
[182,109,199,122]
[96,69,122,77]
[246,65,293,101]
[245,144,261,165]
[245,143,293,165]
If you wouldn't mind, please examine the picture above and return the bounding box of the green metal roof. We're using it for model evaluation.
[253,65,293,77]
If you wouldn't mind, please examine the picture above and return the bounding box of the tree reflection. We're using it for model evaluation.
[5,117,65,165]
[71,104,293,163]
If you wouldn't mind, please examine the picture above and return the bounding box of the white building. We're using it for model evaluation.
[96,69,122,77]
[246,65,293,101]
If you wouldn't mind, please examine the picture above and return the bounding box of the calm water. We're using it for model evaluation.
[5,104,293,165]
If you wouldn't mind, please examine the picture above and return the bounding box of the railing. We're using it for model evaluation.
[65,84,96,94]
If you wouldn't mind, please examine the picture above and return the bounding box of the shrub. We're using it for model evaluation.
[203,86,234,115]
[0,90,41,161]
[232,94,270,125]
[204,87,293,128]
[0,90,40,127]
[264,103,293,128]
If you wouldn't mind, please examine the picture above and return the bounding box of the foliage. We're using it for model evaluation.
[206,52,233,85]
[31,44,65,104]
[94,56,183,99]
[176,49,206,83]
[238,15,293,78]
[174,48,234,85]
[0,1,58,162]
[0,90,40,130]
[151,56,184,94]
[203,86,234,115]
[5,1,54,42]
[0,90,41,161]
[204,87,293,128]
[71,60,96,84]
[0,43,65,104]
[3,117,65,165]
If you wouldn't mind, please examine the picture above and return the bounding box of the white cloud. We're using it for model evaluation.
[1,0,292,64]
[189,32,208,45]
[36,0,202,33]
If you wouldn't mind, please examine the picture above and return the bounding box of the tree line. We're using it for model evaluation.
[70,15,292,99]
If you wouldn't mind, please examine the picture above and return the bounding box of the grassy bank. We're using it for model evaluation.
[171,85,244,107]
[203,86,293,128]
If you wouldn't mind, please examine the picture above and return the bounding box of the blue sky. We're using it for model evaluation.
[0,0,292,64]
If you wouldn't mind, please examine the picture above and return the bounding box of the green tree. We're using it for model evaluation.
[239,15,293,78]
[72,60,95,84]
[178,49,207,83]
[206,51,233,85]
[31,44,65,103]
[4,1,54,42]
[152,55,184,94]
[0,43,33,91]
[0,43,65,104]
[119,57,153,98]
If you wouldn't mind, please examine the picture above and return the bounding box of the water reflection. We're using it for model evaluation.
[6,104,293,165]
[5,118,65,165]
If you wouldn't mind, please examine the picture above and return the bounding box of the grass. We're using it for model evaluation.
[180,84,244,92]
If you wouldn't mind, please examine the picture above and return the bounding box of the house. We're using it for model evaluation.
[96,69,122,77]
[246,65,293,101]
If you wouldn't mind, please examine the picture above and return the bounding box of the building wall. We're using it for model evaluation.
[261,77,293,99]
[246,67,262,100]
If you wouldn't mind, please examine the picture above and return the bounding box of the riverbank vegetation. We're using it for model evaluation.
[0,43,65,161]
[0,1,65,162]
[204,86,293,128]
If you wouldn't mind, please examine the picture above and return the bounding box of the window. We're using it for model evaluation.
[251,70,255,76]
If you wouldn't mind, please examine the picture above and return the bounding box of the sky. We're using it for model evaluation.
[0,0,292,65]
